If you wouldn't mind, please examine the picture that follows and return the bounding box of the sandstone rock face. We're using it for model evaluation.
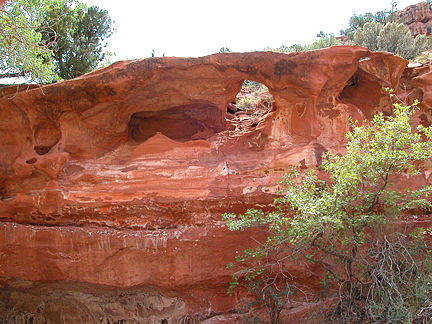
[1,46,431,323]
[397,2,432,36]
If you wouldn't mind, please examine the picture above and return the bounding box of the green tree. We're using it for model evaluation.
[352,21,383,52]
[341,4,397,41]
[354,21,426,60]
[39,0,114,79]
[344,12,375,33]
[0,0,58,82]
[224,99,432,323]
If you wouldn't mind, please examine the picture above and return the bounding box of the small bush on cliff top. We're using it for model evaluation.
[223,96,432,323]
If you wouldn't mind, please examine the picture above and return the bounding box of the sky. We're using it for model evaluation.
[84,0,421,61]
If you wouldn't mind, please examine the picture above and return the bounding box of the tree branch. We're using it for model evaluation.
[0,72,25,78]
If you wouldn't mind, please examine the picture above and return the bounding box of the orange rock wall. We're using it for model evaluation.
[397,2,432,36]
[1,46,432,322]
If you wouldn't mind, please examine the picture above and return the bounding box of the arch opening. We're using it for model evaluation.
[226,80,275,124]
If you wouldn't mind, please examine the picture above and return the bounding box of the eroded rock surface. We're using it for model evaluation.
[397,2,432,36]
[1,46,432,323]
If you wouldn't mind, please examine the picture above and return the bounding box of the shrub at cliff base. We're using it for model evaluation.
[224,98,432,323]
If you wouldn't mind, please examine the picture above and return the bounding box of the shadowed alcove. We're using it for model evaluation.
[128,103,225,143]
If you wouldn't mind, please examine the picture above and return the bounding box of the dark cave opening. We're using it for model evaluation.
[128,103,225,143]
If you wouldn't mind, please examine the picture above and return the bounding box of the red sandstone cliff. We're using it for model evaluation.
[397,2,432,36]
[1,46,432,323]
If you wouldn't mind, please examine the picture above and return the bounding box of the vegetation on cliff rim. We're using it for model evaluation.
[38,0,114,80]
[224,96,432,323]
[266,1,427,61]
[354,21,426,60]
[0,0,114,83]
[0,0,57,82]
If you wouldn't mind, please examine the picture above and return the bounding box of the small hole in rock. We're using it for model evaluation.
[26,157,37,164]
[34,146,51,155]
[226,103,237,114]
[235,80,274,114]
[228,80,274,129]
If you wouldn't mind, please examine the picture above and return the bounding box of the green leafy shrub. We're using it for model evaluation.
[224,99,432,323]
[236,95,257,110]
[354,21,426,59]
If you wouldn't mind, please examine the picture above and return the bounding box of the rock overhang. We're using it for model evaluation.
[0,45,418,233]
